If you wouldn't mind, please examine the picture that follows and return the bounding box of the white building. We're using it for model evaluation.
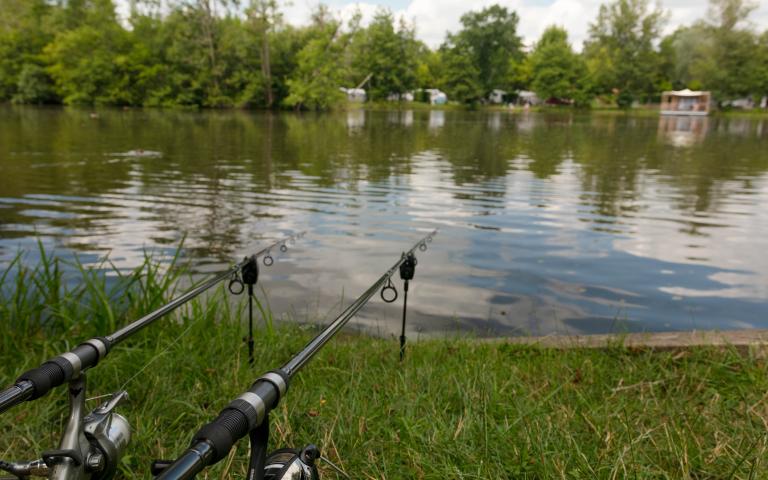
[660,89,711,116]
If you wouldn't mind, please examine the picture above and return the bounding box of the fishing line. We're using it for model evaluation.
[119,232,306,389]
[108,232,308,395]
[118,305,209,393]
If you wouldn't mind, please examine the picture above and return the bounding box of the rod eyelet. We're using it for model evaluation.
[263,254,274,267]
[380,278,398,303]
[228,275,245,295]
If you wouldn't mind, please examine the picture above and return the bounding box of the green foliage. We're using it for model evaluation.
[702,0,761,101]
[350,10,418,101]
[584,0,667,106]
[44,23,136,105]
[527,26,591,106]
[442,5,523,97]
[0,0,766,110]
[284,9,348,110]
[12,63,56,104]
[657,0,764,103]
[414,49,441,90]
[438,46,482,105]
[0,0,55,102]
[758,31,768,97]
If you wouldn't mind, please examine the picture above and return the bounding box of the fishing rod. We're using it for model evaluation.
[153,230,437,480]
[0,232,304,480]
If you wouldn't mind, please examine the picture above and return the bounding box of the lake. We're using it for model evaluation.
[1,106,767,337]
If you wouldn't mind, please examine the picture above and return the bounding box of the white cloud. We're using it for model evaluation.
[117,0,768,50]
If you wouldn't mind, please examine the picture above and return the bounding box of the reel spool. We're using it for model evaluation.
[264,445,319,480]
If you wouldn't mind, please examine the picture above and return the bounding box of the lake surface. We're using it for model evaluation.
[1,106,767,337]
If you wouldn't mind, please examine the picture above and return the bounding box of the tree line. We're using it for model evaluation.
[1,0,766,110]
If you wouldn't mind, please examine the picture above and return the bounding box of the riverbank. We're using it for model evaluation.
[2,252,768,477]
[3,325,766,477]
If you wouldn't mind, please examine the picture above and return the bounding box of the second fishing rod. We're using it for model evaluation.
[154,229,437,480]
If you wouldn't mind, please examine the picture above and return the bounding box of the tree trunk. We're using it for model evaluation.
[261,28,273,108]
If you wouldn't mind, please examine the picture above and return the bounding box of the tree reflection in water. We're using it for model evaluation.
[1,107,767,336]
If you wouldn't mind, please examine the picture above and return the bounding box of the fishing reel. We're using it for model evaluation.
[1,376,130,480]
[263,446,319,480]
[152,437,346,479]
[263,444,350,480]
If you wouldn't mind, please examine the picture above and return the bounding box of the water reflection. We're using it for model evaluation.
[658,116,709,147]
[346,109,365,130]
[1,107,768,336]
[428,110,444,131]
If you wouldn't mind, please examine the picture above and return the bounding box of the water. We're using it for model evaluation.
[1,106,767,337]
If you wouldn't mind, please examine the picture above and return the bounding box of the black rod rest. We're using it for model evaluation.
[241,256,260,366]
[398,252,417,361]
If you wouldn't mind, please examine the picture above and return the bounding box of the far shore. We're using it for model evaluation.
[5,101,768,118]
[357,101,768,118]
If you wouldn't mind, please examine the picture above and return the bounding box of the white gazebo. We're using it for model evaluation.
[660,89,711,116]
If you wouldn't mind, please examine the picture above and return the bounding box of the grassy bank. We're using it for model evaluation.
[2,250,768,478]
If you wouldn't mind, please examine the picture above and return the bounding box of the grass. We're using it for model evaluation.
[1,248,768,478]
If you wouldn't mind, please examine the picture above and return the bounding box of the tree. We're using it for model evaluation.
[247,0,281,108]
[351,10,418,101]
[0,0,55,101]
[414,47,441,90]
[584,0,667,106]
[527,26,590,106]
[438,46,482,105]
[443,4,523,98]
[703,0,760,101]
[658,27,712,91]
[284,7,349,110]
[43,0,139,105]
[13,63,56,103]
[758,31,768,101]
[658,0,761,102]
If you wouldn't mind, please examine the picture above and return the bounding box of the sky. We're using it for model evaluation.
[118,0,768,50]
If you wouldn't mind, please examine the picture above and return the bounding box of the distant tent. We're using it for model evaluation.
[424,89,447,105]
[488,89,507,104]
[340,88,366,103]
[723,98,755,110]
[516,91,541,106]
